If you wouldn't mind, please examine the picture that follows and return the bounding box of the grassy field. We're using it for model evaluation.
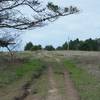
[0,53,46,100]
[0,59,44,87]
[0,51,100,100]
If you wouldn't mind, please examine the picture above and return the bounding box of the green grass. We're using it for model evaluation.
[0,59,45,88]
[64,60,100,100]
[15,59,43,76]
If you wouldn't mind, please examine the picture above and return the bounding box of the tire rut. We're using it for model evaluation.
[13,70,43,100]
[46,65,62,100]
[13,61,80,100]
[55,58,80,100]
[63,70,80,100]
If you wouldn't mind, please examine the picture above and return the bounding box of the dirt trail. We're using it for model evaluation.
[46,66,62,100]
[55,58,80,100]
[12,59,80,100]
[63,70,80,100]
[24,64,62,100]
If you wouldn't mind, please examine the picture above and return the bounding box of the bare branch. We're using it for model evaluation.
[0,0,79,30]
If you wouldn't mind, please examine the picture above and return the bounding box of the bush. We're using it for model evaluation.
[31,45,42,51]
[24,42,33,51]
[44,45,55,51]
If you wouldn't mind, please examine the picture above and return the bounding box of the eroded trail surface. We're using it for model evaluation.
[12,58,80,100]
[24,62,80,100]
[63,70,80,100]
[46,65,62,100]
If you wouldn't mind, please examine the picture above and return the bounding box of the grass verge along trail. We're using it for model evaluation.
[64,60,100,100]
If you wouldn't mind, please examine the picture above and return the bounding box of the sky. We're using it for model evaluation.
[22,0,100,48]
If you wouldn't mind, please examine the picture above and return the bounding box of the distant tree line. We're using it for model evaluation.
[24,38,100,51]
[24,42,55,51]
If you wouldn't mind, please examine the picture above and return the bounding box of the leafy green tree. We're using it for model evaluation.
[60,38,99,51]
[62,42,68,50]
[79,38,98,51]
[69,38,80,50]
[56,46,63,50]
[24,42,33,51]
[44,45,55,51]
[31,45,42,51]
[96,38,100,51]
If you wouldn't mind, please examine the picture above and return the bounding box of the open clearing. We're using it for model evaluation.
[0,51,100,100]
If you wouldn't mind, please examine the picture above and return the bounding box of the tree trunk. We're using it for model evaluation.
[6,46,14,62]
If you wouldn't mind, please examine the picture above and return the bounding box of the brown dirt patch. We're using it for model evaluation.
[46,66,62,100]
[63,70,80,100]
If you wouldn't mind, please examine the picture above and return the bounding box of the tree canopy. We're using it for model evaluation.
[44,45,55,51]
[24,42,42,51]
[24,38,100,52]
[60,38,100,51]
[0,0,79,30]
[24,42,33,50]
